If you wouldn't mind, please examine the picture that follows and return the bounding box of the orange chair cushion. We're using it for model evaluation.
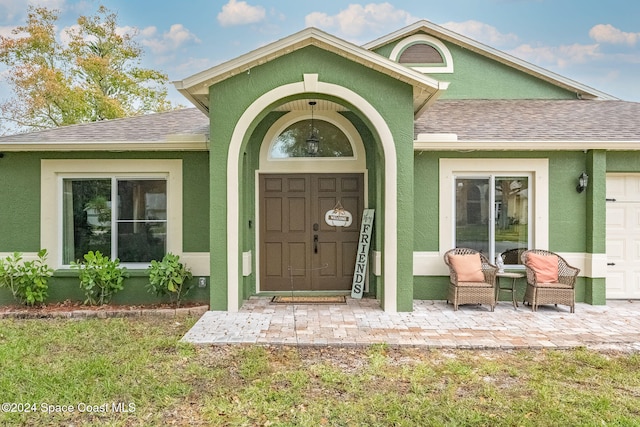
[526,253,559,283]
[449,253,485,282]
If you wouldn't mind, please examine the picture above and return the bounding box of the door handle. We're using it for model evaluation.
[314,234,318,253]
[607,263,615,266]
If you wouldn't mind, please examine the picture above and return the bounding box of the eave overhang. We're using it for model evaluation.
[0,137,209,152]
[173,27,448,118]
[365,20,618,101]
[414,139,640,151]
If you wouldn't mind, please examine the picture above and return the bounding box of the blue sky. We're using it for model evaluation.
[1,0,639,107]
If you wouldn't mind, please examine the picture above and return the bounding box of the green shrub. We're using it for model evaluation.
[71,251,129,305]
[146,253,193,307]
[0,249,53,306]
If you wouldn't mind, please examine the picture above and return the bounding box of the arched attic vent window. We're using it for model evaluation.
[390,34,454,73]
[398,43,444,65]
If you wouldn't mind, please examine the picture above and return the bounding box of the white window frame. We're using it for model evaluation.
[439,158,549,260]
[453,173,532,265]
[41,159,183,269]
[62,175,168,267]
[259,110,366,173]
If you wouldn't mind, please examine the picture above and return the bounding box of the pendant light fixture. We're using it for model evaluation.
[306,101,319,156]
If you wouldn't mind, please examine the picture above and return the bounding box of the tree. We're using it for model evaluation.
[0,5,175,133]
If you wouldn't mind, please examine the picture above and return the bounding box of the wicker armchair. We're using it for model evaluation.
[520,249,580,313]
[444,248,498,311]
[500,248,526,265]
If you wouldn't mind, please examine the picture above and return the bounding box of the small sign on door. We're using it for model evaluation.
[325,201,353,227]
[325,209,353,227]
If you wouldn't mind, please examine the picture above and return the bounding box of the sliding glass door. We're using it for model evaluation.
[455,175,529,265]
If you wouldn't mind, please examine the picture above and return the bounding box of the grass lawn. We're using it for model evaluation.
[1,317,640,426]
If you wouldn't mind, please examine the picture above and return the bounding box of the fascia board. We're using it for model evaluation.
[174,81,210,115]
[414,140,640,151]
[365,20,618,101]
[0,139,209,152]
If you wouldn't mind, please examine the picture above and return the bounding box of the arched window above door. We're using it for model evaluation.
[270,119,354,158]
[260,110,365,173]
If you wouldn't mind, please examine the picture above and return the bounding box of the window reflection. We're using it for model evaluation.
[271,119,354,158]
[454,176,529,264]
[62,178,167,264]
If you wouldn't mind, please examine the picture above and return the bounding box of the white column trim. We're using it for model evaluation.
[227,77,397,312]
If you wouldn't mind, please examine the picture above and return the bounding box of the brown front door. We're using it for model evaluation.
[260,173,364,291]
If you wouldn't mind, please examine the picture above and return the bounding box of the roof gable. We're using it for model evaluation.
[173,27,448,116]
[364,20,617,100]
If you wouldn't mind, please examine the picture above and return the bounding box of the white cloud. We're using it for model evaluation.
[28,0,63,6]
[170,56,217,76]
[140,26,157,38]
[305,3,418,39]
[441,20,519,47]
[0,0,67,22]
[141,24,201,54]
[28,0,65,8]
[58,22,199,56]
[60,23,141,47]
[589,24,639,47]
[0,25,19,37]
[59,23,80,45]
[509,42,602,68]
[217,0,266,27]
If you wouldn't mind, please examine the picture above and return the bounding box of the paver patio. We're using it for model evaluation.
[182,297,640,351]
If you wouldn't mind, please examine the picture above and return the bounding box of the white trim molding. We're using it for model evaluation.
[439,158,549,257]
[415,139,640,151]
[40,159,183,269]
[413,251,598,278]
[413,252,449,276]
[228,74,398,312]
[560,252,606,279]
[182,252,211,276]
[3,139,207,152]
[259,110,366,173]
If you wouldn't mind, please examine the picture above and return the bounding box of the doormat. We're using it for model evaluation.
[271,296,347,304]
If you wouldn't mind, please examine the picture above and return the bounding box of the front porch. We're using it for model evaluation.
[182,297,640,351]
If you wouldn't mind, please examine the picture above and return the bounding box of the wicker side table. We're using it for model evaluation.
[496,272,523,309]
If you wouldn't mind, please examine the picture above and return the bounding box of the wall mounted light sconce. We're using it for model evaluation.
[306,101,319,156]
[576,171,589,193]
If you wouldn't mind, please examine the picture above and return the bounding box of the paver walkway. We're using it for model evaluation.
[182,297,640,351]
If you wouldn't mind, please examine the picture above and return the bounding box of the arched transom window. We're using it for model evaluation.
[270,119,354,158]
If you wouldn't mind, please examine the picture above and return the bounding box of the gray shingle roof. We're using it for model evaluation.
[415,100,640,141]
[2,100,639,145]
[0,108,208,143]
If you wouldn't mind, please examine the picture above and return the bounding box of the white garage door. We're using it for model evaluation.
[606,174,640,299]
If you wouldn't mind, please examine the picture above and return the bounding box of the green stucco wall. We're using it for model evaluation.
[606,152,640,173]
[413,151,594,253]
[413,150,607,304]
[0,151,210,306]
[374,34,576,100]
[0,152,41,251]
[207,45,416,311]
